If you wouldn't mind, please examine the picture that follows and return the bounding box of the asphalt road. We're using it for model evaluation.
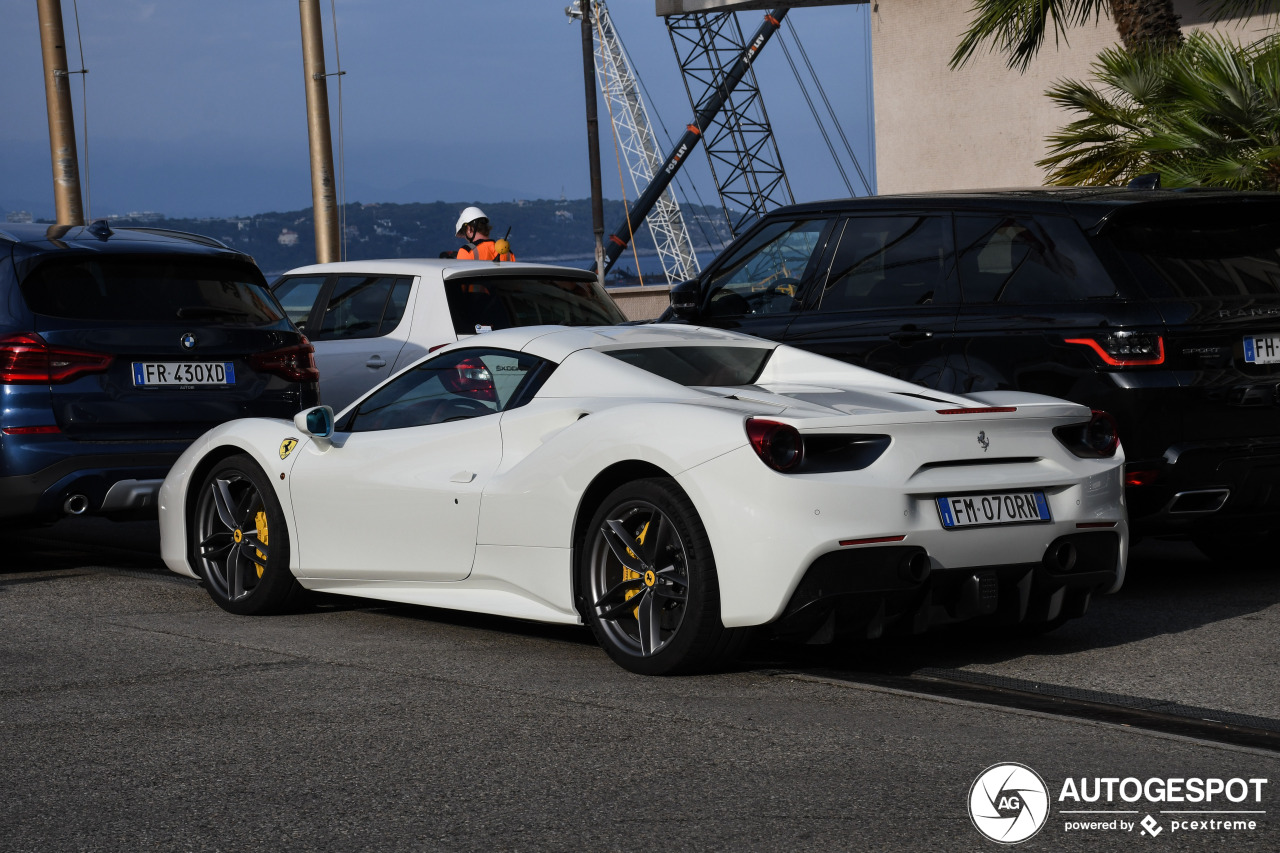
[3,518,1278,852]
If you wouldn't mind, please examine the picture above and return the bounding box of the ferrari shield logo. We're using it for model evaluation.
[279,438,299,460]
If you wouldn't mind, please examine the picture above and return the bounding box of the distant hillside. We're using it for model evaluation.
[93,198,734,277]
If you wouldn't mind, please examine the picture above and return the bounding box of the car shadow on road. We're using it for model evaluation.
[1,517,166,575]
[743,537,1280,674]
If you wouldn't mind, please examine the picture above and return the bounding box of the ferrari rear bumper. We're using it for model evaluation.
[773,531,1121,643]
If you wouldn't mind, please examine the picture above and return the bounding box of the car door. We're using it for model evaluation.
[783,212,963,390]
[287,347,546,582]
[694,216,839,343]
[305,274,415,412]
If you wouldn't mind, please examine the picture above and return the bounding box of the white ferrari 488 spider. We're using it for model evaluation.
[159,325,1127,674]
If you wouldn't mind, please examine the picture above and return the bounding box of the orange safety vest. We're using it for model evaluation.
[457,238,514,262]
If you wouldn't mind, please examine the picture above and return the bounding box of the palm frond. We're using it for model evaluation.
[951,0,1109,72]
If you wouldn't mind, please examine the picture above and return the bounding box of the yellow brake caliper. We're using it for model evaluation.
[623,520,650,619]
[254,510,269,578]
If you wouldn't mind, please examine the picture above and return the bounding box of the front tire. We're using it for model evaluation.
[580,478,744,675]
[192,454,297,615]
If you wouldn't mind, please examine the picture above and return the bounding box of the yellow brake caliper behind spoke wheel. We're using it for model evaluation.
[254,510,269,579]
[622,520,650,620]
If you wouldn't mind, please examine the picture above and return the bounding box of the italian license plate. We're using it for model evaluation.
[132,362,235,386]
[1243,336,1280,365]
[936,491,1051,529]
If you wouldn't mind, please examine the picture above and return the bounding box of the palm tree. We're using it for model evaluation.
[951,0,1275,71]
[1037,32,1280,189]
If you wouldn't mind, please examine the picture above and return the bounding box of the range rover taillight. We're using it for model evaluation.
[746,418,803,472]
[1065,332,1165,366]
[248,338,319,383]
[0,333,114,384]
[1054,409,1120,458]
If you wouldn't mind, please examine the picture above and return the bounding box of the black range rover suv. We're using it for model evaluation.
[0,222,318,526]
[666,188,1280,562]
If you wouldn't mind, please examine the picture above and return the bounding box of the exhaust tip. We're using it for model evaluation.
[899,551,931,584]
[63,494,90,515]
[1047,541,1078,572]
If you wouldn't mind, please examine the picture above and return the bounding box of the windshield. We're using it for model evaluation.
[20,256,283,323]
[604,345,772,386]
[1104,202,1280,298]
[444,276,626,334]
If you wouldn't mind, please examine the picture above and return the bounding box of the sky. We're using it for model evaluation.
[0,1,875,221]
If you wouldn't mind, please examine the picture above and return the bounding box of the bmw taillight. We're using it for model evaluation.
[746,418,803,472]
[0,333,114,384]
[1065,332,1165,366]
[248,337,319,383]
[1054,409,1120,458]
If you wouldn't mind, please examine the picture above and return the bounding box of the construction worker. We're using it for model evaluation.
[454,207,514,261]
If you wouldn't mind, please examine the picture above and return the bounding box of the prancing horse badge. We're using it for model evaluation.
[279,438,298,460]
[977,430,990,452]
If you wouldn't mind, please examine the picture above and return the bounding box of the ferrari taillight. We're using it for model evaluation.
[746,418,803,472]
[248,337,319,383]
[1054,409,1120,458]
[0,333,114,384]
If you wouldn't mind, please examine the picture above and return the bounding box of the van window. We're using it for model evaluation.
[20,257,282,323]
[313,276,411,341]
[1104,203,1280,298]
[816,215,955,311]
[704,218,830,316]
[956,215,1115,303]
[443,276,625,334]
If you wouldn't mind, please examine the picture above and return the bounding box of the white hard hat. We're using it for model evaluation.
[455,206,488,237]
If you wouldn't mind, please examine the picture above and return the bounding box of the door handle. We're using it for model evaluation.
[888,327,934,344]
[450,471,476,483]
[365,355,387,369]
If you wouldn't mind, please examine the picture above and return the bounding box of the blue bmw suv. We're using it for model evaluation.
[0,221,318,525]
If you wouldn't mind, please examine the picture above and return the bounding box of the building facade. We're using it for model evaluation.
[870,1,1275,193]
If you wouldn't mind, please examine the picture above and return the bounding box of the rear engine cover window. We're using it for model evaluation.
[605,346,771,386]
[444,277,625,334]
[21,257,282,323]
[1105,204,1280,298]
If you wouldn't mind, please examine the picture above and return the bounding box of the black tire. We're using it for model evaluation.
[192,454,297,615]
[579,478,745,675]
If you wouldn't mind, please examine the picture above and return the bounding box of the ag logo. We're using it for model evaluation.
[279,438,298,460]
[968,763,1049,844]
[977,430,990,452]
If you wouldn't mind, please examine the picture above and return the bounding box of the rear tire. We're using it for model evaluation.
[579,478,745,675]
[192,454,297,615]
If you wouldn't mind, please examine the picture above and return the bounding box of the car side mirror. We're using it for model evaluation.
[668,278,702,321]
[294,405,335,448]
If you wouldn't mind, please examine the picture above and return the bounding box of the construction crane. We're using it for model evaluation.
[666,10,794,240]
[589,7,789,274]
[568,0,700,284]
